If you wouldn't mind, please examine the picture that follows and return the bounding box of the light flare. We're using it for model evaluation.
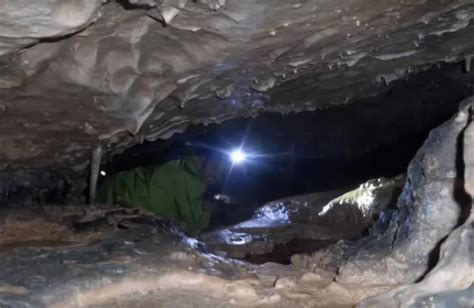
[229,149,247,164]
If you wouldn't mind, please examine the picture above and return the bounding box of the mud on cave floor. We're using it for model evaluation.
[0,177,402,307]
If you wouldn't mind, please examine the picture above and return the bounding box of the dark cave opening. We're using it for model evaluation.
[0,61,471,266]
[94,62,473,264]
[101,62,472,227]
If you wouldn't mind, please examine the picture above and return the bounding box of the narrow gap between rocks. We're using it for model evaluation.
[96,62,471,264]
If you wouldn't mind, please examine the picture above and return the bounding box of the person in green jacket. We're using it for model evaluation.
[97,153,228,234]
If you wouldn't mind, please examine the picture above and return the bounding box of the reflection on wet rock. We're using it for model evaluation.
[201,176,404,263]
[0,203,391,307]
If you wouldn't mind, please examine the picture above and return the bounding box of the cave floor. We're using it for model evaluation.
[0,201,397,307]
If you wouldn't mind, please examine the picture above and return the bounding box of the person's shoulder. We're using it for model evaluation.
[150,156,204,177]
[183,155,204,173]
[151,159,188,177]
[149,160,177,172]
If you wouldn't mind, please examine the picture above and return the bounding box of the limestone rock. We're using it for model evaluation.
[1,0,474,179]
[337,97,474,285]
[274,277,297,289]
[357,97,474,308]
[0,0,102,55]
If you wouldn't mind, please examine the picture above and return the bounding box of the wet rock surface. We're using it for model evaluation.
[0,203,391,308]
[0,204,241,307]
[201,176,404,263]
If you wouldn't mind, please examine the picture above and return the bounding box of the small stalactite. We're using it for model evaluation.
[464,105,473,197]
[89,144,103,205]
[464,55,472,73]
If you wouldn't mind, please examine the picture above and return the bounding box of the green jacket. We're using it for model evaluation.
[97,156,210,234]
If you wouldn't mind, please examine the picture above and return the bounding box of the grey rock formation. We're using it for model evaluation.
[358,214,473,307]
[336,97,474,285]
[0,0,102,55]
[0,204,240,307]
[357,100,473,308]
[202,176,403,261]
[0,203,389,307]
[1,0,474,179]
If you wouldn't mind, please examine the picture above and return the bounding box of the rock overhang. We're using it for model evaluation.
[0,0,473,175]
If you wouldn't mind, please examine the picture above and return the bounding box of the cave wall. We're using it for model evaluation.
[359,99,473,308]
[335,97,473,285]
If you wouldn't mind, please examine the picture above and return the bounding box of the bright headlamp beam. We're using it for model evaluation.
[230,149,247,163]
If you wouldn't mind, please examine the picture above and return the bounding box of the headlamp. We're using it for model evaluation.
[229,149,247,164]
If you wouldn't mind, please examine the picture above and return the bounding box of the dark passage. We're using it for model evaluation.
[93,62,474,264]
[1,61,470,266]
[102,63,472,221]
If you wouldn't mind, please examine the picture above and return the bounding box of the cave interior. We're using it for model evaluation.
[0,1,473,307]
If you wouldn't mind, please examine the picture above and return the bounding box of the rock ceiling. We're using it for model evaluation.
[0,0,473,173]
